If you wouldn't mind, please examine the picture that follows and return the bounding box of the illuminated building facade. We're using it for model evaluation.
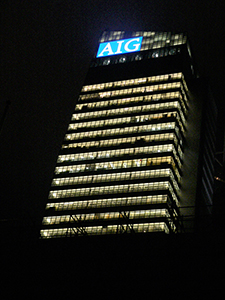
[41,31,216,238]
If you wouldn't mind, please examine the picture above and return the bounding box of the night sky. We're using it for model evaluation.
[1,0,225,234]
[2,2,225,297]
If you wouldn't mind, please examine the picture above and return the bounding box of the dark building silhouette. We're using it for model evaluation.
[40,31,217,238]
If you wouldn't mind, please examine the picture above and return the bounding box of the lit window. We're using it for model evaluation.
[134,54,143,61]
[152,51,159,58]
[103,58,111,65]
[119,56,126,63]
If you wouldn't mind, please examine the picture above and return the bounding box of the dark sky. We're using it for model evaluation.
[1,0,225,232]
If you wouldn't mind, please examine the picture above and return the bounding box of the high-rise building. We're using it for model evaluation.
[40,31,217,238]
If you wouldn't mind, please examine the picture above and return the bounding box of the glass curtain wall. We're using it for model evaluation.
[41,71,189,238]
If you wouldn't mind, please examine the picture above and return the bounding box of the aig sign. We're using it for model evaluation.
[97,37,143,58]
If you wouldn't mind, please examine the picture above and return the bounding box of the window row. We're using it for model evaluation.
[69,111,180,131]
[99,31,125,43]
[43,208,169,225]
[75,91,187,115]
[45,194,169,212]
[41,222,169,238]
[82,73,183,92]
[62,133,179,150]
[65,122,181,142]
[139,32,185,40]
[55,155,182,179]
[49,181,178,204]
[57,143,182,163]
[95,47,182,68]
[141,38,186,51]
[76,100,182,122]
[52,169,179,188]
[80,82,183,101]
[55,145,183,170]
[72,107,186,130]
[100,31,185,43]
[72,102,186,124]
[134,31,186,41]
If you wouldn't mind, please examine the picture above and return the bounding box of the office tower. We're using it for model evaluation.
[40,31,216,238]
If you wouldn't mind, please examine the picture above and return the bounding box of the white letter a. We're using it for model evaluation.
[98,43,114,57]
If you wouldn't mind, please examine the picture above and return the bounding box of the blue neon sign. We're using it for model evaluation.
[97,37,143,58]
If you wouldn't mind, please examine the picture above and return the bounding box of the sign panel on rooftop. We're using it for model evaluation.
[97,37,143,58]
